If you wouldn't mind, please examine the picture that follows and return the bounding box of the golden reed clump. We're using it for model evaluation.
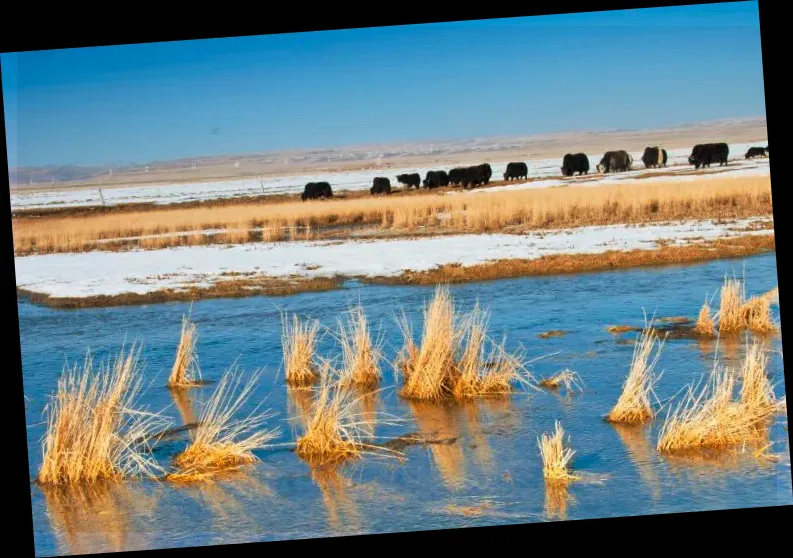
[168,312,202,387]
[398,286,461,401]
[37,344,167,485]
[656,340,781,454]
[715,277,777,334]
[281,311,321,387]
[538,421,579,484]
[605,323,665,424]
[167,366,279,482]
[337,304,383,390]
[539,369,584,393]
[294,365,367,466]
[397,286,529,402]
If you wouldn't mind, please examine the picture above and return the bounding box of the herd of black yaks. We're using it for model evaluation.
[299,142,769,201]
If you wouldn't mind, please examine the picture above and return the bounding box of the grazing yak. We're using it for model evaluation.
[745,146,768,159]
[396,172,421,189]
[561,153,589,177]
[423,170,450,189]
[688,143,729,169]
[301,181,333,201]
[448,167,468,186]
[460,163,493,189]
[370,176,392,195]
[597,150,633,173]
[503,162,528,181]
[641,146,668,169]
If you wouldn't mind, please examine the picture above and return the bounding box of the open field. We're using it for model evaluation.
[9,131,768,212]
[11,174,773,256]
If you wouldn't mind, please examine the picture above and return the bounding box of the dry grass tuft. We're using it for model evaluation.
[452,304,527,399]
[397,287,530,401]
[714,277,777,334]
[294,366,370,466]
[281,312,321,387]
[168,312,202,387]
[694,301,716,336]
[741,295,777,334]
[398,286,461,401]
[539,369,584,393]
[538,421,579,484]
[37,344,166,485]
[718,278,745,333]
[657,341,780,454]
[337,305,383,390]
[166,366,279,482]
[605,323,665,424]
[738,341,777,417]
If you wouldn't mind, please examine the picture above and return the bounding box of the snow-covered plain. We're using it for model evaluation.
[10,141,769,210]
[14,217,772,300]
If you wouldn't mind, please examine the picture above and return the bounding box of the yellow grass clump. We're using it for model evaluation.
[281,312,320,387]
[168,312,202,387]
[37,344,166,485]
[167,366,279,482]
[397,286,530,401]
[294,367,367,466]
[538,421,579,484]
[605,323,665,424]
[714,277,777,334]
[718,278,745,333]
[452,304,527,399]
[656,342,780,454]
[694,300,716,336]
[539,369,584,393]
[398,286,461,401]
[337,304,383,389]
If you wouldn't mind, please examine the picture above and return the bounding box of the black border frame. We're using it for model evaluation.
[2,1,789,556]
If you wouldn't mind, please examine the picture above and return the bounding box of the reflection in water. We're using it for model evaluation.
[479,396,521,437]
[408,401,468,490]
[286,386,315,434]
[543,482,576,521]
[177,470,276,530]
[359,389,380,440]
[461,401,494,476]
[310,466,362,535]
[611,424,662,501]
[169,387,199,440]
[40,481,159,556]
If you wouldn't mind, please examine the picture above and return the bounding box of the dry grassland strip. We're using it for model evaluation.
[12,175,773,256]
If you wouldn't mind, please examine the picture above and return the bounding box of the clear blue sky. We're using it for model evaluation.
[1,1,766,168]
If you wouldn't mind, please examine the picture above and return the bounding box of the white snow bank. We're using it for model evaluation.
[14,217,773,300]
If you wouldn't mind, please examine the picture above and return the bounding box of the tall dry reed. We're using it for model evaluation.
[606,323,665,424]
[538,421,579,484]
[657,341,780,454]
[337,304,383,389]
[167,366,279,482]
[281,312,320,386]
[37,344,166,485]
[168,312,202,387]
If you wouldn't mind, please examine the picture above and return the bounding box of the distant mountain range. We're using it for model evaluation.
[6,116,766,186]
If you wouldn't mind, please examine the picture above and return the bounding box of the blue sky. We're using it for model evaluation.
[1,2,766,168]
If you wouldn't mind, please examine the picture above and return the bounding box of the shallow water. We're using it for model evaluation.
[21,252,790,556]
